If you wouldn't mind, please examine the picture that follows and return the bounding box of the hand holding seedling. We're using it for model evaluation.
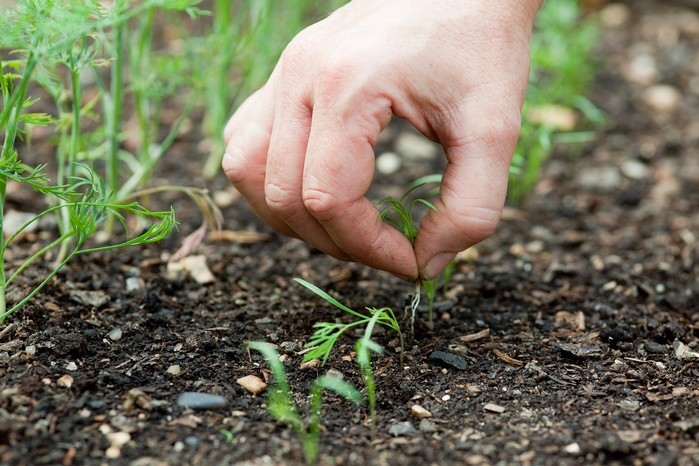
[223,0,543,280]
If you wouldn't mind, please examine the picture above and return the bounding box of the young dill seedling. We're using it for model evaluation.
[355,311,385,440]
[378,181,449,330]
[248,341,362,466]
[295,278,404,366]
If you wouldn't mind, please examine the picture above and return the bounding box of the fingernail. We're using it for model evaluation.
[422,252,456,281]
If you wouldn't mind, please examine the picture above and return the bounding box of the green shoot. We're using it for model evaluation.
[509,0,603,203]
[295,278,404,366]
[355,311,384,440]
[378,182,452,330]
[248,341,362,466]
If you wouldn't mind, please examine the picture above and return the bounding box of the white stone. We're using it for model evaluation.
[125,277,142,292]
[167,255,216,284]
[108,328,123,341]
[578,165,622,191]
[620,159,649,180]
[65,361,78,371]
[626,54,659,85]
[600,3,631,28]
[376,152,402,175]
[642,85,681,113]
[394,132,439,161]
[167,365,181,376]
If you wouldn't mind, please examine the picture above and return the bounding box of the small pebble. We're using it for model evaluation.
[376,151,402,175]
[167,365,181,376]
[642,84,681,113]
[300,359,320,371]
[57,374,74,388]
[108,328,123,341]
[578,165,621,191]
[326,368,344,380]
[411,405,432,419]
[107,432,131,448]
[236,375,268,395]
[25,345,36,356]
[184,435,200,448]
[177,392,228,410]
[419,419,438,433]
[483,403,505,414]
[167,255,216,284]
[388,421,416,437]
[564,442,582,455]
[213,189,240,208]
[394,132,439,161]
[65,361,78,371]
[526,104,576,131]
[125,277,142,292]
[428,351,468,371]
[625,54,659,85]
[599,3,630,28]
[620,159,648,180]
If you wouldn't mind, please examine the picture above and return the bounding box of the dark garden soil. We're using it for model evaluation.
[2,1,699,465]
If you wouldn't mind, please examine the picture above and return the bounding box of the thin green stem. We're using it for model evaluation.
[7,232,73,286]
[108,20,125,194]
[115,93,198,200]
[1,245,80,321]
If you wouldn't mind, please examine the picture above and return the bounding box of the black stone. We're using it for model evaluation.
[428,351,468,371]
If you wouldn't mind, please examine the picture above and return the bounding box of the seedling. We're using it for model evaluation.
[295,278,404,366]
[248,341,362,466]
[378,181,453,330]
[510,0,604,203]
[355,311,384,439]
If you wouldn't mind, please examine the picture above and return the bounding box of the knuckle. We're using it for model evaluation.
[264,181,298,213]
[471,109,522,149]
[302,186,342,220]
[444,204,500,244]
[279,28,318,74]
[221,147,249,186]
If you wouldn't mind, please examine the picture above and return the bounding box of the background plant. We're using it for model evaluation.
[509,0,604,203]
[200,0,349,178]
[0,0,217,320]
[248,341,362,466]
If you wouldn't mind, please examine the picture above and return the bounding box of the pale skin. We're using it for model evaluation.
[223,0,544,281]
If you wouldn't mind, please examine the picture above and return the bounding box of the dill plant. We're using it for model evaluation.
[0,1,216,320]
[248,341,362,466]
[510,0,604,202]
[295,278,404,365]
[378,181,453,330]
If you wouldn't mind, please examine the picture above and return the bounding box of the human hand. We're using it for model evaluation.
[223,0,543,280]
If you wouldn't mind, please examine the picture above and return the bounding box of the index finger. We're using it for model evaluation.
[301,93,418,280]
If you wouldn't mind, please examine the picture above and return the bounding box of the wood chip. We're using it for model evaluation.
[208,230,270,244]
[456,328,490,343]
[492,348,524,366]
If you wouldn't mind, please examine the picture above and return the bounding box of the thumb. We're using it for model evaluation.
[414,101,521,280]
